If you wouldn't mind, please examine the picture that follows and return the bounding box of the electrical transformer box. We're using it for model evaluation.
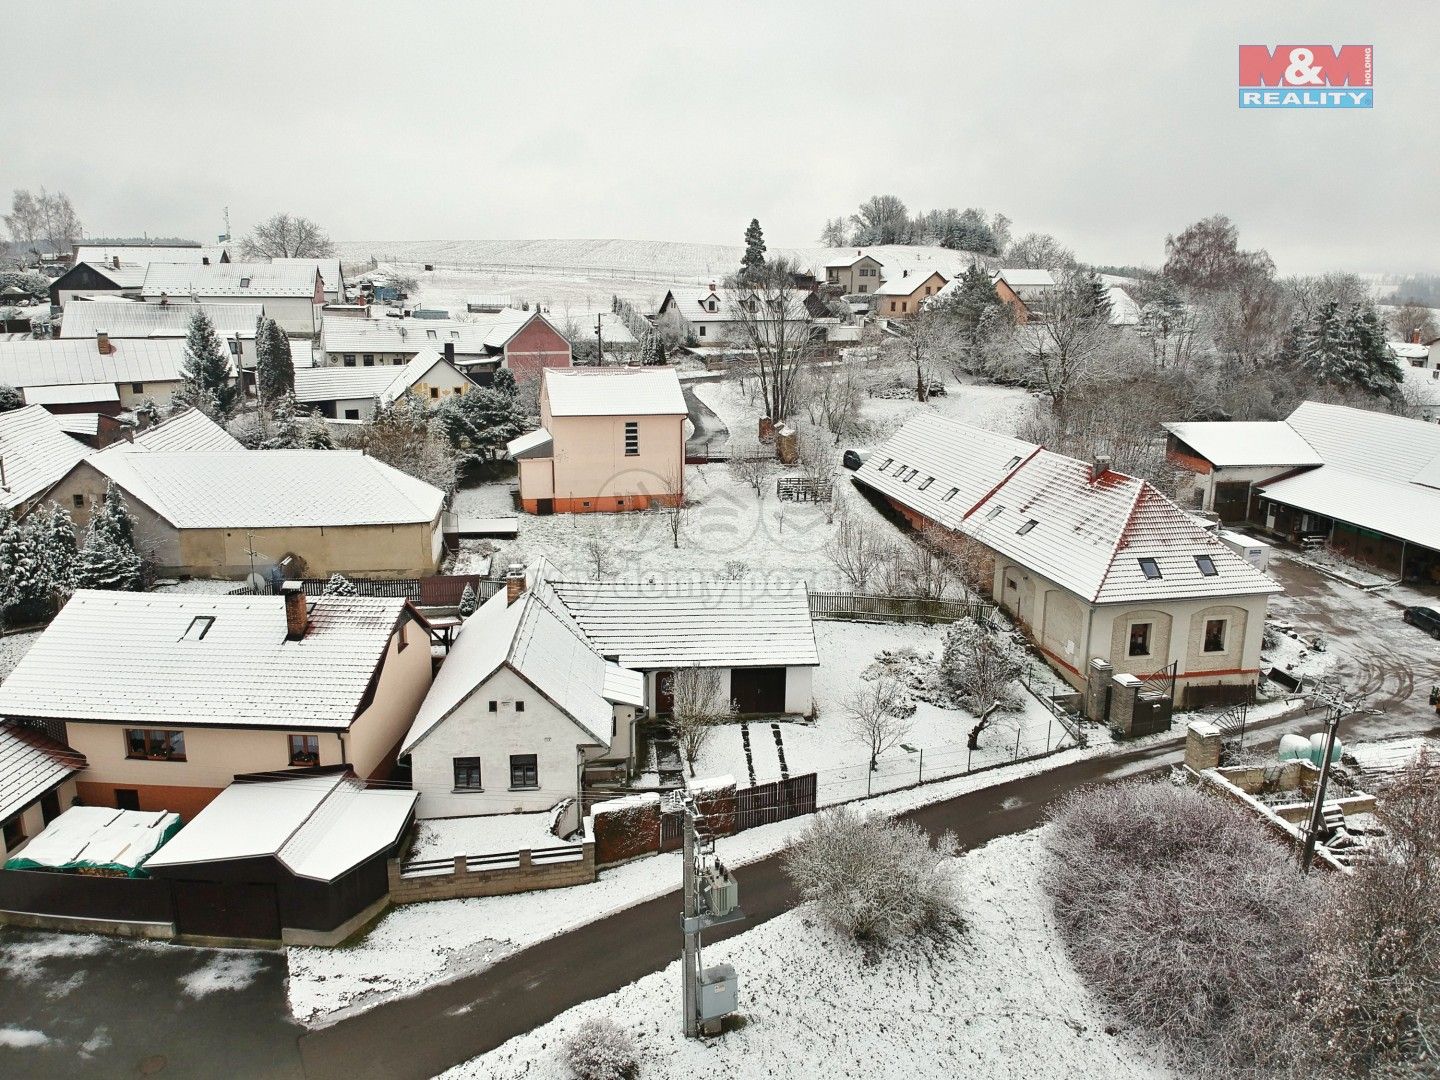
[699,964,738,1022]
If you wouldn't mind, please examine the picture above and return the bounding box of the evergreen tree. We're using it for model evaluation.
[300,412,335,449]
[0,384,22,412]
[1347,306,1402,395]
[740,218,766,283]
[262,390,303,449]
[457,582,478,616]
[36,501,77,605]
[180,310,237,417]
[0,510,49,620]
[322,572,357,597]
[72,527,143,592]
[435,376,527,473]
[91,480,136,550]
[1286,299,1402,395]
[1080,272,1113,321]
[256,317,294,407]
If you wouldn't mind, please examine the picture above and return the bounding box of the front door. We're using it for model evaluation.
[654,670,675,715]
[536,498,554,516]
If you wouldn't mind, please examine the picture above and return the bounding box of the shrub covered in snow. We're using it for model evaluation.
[457,583,478,616]
[322,573,357,597]
[1045,780,1325,1079]
[784,805,961,952]
[560,1016,638,1080]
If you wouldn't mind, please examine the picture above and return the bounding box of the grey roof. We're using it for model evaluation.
[0,405,90,511]
[0,725,84,824]
[0,591,407,731]
[141,262,319,298]
[60,300,263,340]
[0,337,193,388]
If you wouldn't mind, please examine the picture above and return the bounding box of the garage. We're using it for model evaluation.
[730,667,786,714]
[173,880,280,940]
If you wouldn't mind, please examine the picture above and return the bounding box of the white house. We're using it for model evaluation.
[60,299,265,372]
[655,283,812,346]
[293,348,474,421]
[318,311,572,384]
[0,405,90,514]
[140,263,323,336]
[0,337,204,411]
[401,579,644,827]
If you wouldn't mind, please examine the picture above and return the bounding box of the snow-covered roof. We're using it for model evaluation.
[995,269,1056,288]
[0,725,84,824]
[292,349,466,406]
[1107,286,1140,326]
[143,772,415,881]
[320,312,536,356]
[402,586,636,756]
[0,405,90,511]
[543,367,686,417]
[507,427,553,459]
[1163,421,1324,468]
[824,252,883,269]
[85,449,443,528]
[141,262,319,298]
[543,576,820,668]
[9,806,178,871]
[1284,400,1440,484]
[0,590,408,731]
[60,300,263,340]
[0,337,192,389]
[1388,341,1430,360]
[54,413,103,438]
[101,408,244,454]
[73,245,228,267]
[21,382,120,406]
[270,257,345,295]
[858,414,1280,604]
[577,312,638,346]
[873,270,947,296]
[63,262,148,288]
[1260,468,1440,554]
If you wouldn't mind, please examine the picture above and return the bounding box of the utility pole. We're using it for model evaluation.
[595,313,605,366]
[1300,703,1344,874]
[680,792,741,1037]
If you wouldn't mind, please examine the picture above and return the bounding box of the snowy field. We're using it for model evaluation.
[285,733,1146,1028]
[444,830,1174,1080]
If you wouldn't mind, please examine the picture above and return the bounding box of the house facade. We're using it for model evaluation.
[140,263,323,336]
[855,414,1281,707]
[510,367,686,514]
[876,270,948,317]
[0,589,434,819]
[319,311,571,384]
[294,348,474,421]
[823,253,885,295]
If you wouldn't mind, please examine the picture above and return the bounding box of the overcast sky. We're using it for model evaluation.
[7,2,1436,274]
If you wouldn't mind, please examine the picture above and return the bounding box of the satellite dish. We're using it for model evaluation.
[245,571,269,594]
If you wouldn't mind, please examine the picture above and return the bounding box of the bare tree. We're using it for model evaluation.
[785,806,961,951]
[818,217,850,247]
[670,665,727,778]
[726,437,772,501]
[844,673,916,771]
[660,467,690,549]
[724,256,818,422]
[578,518,610,577]
[824,506,886,590]
[239,212,336,258]
[937,615,1026,725]
[3,188,82,258]
[40,191,83,255]
[1163,214,1274,295]
[1003,232,1076,269]
[885,308,962,402]
[1012,270,1128,423]
[1388,301,1438,343]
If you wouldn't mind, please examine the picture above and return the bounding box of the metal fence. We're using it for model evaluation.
[232,574,503,606]
[735,773,818,831]
[808,591,995,625]
[400,843,585,879]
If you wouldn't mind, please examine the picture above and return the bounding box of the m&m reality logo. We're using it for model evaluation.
[1238,45,1373,109]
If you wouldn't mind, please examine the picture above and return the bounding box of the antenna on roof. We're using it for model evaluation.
[220,206,231,244]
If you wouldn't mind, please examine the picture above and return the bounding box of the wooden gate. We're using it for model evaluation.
[734,773,817,832]
[172,880,281,941]
[730,667,786,714]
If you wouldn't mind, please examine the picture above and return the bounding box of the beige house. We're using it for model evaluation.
[856,414,1281,708]
[41,448,446,579]
[0,336,205,411]
[875,269,948,317]
[294,347,474,421]
[0,589,434,819]
[510,367,687,514]
[823,252,886,295]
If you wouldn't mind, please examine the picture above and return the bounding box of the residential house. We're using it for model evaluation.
[1164,400,1440,581]
[875,269,948,317]
[47,260,148,308]
[0,725,85,859]
[319,311,571,384]
[294,348,474,421]
[140,263,323,336]
[60,299,264,373]
[856,414,1280,707]
[0,588,434,819]
[142,770,416,943]
[0,336,208,412]
[0,405,89,515]
[656,284,814,347]
[40,449,447,579]
[509,366,686,514]
[103,407,245,454]
[400,579,644,827]
[270,257,347,303]
[994,269,1057,306]
[72,244,230,267]
[1387,332,1432,371]
[822,252,885,295]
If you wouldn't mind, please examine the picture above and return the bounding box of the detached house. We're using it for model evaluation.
[0,336,204,413]
[294,347,474,421]
[823,252,885,295]
[0,405,89,515]
[319,311,571,384]
[0,588,434,818]
[875,269,948,317]
[510,366,687,514]
[140,262,324,336]
[656,285,813,347]
[856,414,1281,707]
[60,299,265,373]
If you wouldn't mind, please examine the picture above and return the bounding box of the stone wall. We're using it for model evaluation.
[387,843,596,904]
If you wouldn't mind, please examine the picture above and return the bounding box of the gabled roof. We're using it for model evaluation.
[543,367,686,417]
[506,427,553,459]
[401,587,639,755]
[60,300,263,340]
[57,262,148,289]
[100,408,244,454]
[0,337,193,389]
[1387,341,1430,360]
[824,252,883,269]
[0,725,84,824]
[319,312,537,356]
[0,591,408,731]
[873,270,947,296]
[995,269,1057,288]
[0,405,90,511]
[270,257,345,295]
[22,382,120,407]
[1284,400,1440,484]
[84,449,444,529]
[143,772,415,882]
[141,262,319,298]
[1163,420,1323,468]
[543,576,820,668]
[857,414,1279,605]
[73,245,228,267]
[292,348,467,406]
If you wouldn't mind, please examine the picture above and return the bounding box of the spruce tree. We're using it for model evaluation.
[180,310,237,417]
[300,412,335,449]
[740,218,767,282]
[91,480,136,550]
[263,390,303,449]
[36,502,77,606]
[1080,272,1112,321]
[256,317,295,407]
[0,511,49,620]
[322,572,357,597]
[457,583,478,617]
[72,527,143,592]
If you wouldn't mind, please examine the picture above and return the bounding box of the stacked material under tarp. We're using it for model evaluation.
[4,806,182,878]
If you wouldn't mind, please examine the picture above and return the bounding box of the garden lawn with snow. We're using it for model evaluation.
[443,830,1174,1080]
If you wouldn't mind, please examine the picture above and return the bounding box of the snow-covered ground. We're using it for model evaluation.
[444,829,1174,1080]
[409,812,574,861]
[285,732,1150,1028]
[0,630,40,681]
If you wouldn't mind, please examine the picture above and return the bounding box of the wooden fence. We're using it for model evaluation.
[809,591,994,625]
[735,773,817,832]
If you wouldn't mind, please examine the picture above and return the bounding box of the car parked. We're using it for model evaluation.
[841,449,870,471]
[1402,605,1440,639]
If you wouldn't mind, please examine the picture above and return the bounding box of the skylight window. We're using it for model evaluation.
[1016,519,1038,535]
[181,615,214,641]
[1195,555,1218,577]
[426,329,437,339]
[941,488,959,502]
[918,477,934,490]
[986,506,1003,520]
[878,458,893,471]
[1004,455,1022,470]
[1138,558,1163,580]
[238,277,251,288]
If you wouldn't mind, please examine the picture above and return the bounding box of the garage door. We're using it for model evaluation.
[1212,481,1252,523]
[730,667,786,714]
[173,880,281,941]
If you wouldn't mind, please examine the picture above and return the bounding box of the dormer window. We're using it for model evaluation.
[707,299,717,312]
[426,329,437,339]
[181,615,214,641]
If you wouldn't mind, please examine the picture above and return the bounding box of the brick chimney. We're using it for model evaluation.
[1413,328,1423,344]
[281,581,309,640]
[506,563,526,605]
[96,330,111,355]
[708,281,717,293]
[202,256,210,266]
[1091,453,1112,483]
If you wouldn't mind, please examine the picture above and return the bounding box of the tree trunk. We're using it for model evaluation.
[967,701,1003,751]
